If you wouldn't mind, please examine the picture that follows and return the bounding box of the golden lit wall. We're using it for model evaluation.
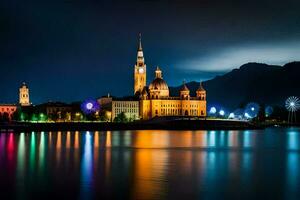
[140,99,206,120]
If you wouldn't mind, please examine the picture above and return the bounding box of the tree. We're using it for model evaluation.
[256,104,266,122]
[114,112,128,123]
[2,112,10,122]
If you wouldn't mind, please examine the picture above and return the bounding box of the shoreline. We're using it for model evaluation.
[0,119,264,132]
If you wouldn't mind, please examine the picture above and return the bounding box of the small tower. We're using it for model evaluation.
[134,33,147,95]
[19,82,30,106]
[196,82,206,100]
[155,66,162,78]
[180,81,190,100]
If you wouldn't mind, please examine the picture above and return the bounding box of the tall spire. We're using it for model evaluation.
[138,33,142,51]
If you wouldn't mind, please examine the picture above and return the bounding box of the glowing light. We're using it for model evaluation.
[244,112,251,119]
[245,102,260,118]
[86,103,93,110]
[228,113,235,119]
[286,96,300,112]
[219,110,225,116]
[209,107,217,114]
[81,99,100,114]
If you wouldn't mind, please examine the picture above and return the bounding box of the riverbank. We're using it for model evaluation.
[0,119,263,132]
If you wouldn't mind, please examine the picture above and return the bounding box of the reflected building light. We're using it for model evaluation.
[75,131,79,149]
[220,131,225,147]
[228,131,239,147]
[0,133,5,154]
[94,131,99,168]
[8,133,15,161]
[80,132,94,199]
[39,132,46,170]
[30,132,36,172]
[49,132,52,147]
[106,131,111,147]
[286,152,299,194]
[17,133,26,169]
[243,131,251,148]
[112,132,120,146]
[208,131,216,147]
[287,131,299,150]
[66,131,71,149]
[94,131,99,148]
[132,149,168,200]
[56,132,62,164]
[124,131,132,147]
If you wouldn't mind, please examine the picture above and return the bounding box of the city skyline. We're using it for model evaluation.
[1,1,300,103]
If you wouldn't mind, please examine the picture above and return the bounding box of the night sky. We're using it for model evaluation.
[1,1,300,104]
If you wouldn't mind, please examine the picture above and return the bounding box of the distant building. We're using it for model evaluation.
[36,102,72,121]
[112,99,139,121]
[97,94,113,110]
[131,35,207,120]
[19,82,30,106]
[0,104,17,121]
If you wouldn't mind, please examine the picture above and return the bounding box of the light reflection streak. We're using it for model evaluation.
[7,133,14,162]
[66,131,71,149]
[287,131,299,150]
[80,131,94,199]
[207,131,216,147]
[39,132,46,171]
[56,132,62,165]
[106,131,111,147]
[285,130,300,196]
[16,133,26,199]
[29,132,36,172]
[243,131,251,148]
[132,149,168,200]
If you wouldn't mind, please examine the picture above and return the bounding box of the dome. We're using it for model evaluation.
[149,78,169,90]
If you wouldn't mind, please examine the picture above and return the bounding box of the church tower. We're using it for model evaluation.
[134,33,146,95]
[19,82,30,106]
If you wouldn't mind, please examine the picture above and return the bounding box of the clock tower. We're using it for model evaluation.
[134,33,146,95]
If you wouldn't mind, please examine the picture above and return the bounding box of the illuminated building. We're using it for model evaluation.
[19,82,30,106]
[97,94,112,110]
[133,35,207,120]
[0,104,17,121]
[36,102,72,121]
[112,99,139,121]
[134,33,147,95]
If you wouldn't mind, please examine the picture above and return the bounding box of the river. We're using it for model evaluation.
[0,128,299,199]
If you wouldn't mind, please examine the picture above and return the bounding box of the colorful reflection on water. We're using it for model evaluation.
[0,128,299,199]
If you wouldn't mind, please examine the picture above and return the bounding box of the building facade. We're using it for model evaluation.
[112,100,139,121]
[0,104,17,121]
[134,34,147,95]
[19,82,30,106]
[132,35,207,120]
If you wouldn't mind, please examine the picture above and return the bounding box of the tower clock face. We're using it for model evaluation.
[138,68,144,74]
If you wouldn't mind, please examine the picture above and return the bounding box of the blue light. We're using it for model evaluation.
[81,99,100,114]
[209,107,217,114]
[228,113,235,119]
[244,112,251,119]
[219,110,225,116]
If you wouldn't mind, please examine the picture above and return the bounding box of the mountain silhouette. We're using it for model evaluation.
[170,62,300,110]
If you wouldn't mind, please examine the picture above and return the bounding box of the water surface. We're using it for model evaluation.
[0,128,300,199]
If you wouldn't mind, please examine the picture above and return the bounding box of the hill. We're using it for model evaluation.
[170,62,300,109]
